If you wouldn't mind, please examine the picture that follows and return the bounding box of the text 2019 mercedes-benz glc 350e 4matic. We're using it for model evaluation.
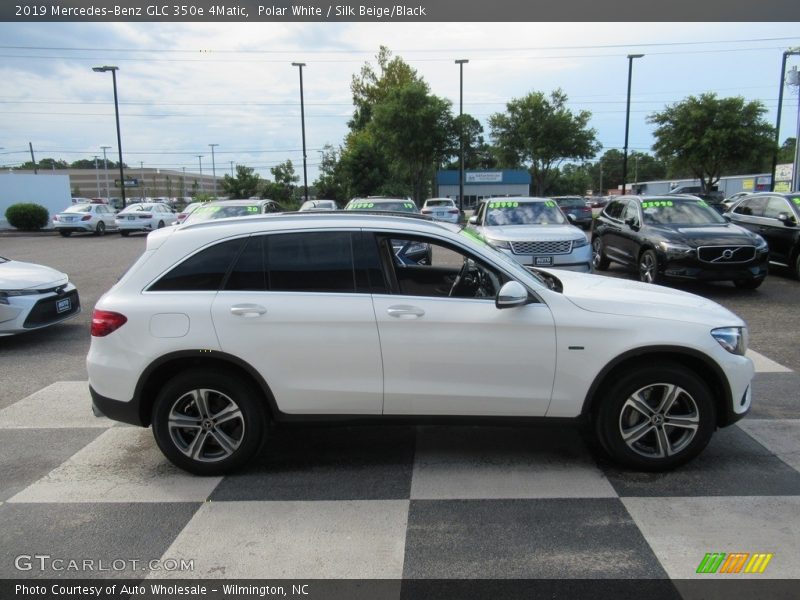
[87,213,754,475]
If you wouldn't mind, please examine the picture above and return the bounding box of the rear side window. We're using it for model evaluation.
[604,201,625,220]
[149,238,245,291]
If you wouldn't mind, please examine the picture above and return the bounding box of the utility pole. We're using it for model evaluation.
[94,156,100,196]
[101,145,111,198]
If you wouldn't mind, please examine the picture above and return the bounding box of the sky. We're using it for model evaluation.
[1,21,799,185]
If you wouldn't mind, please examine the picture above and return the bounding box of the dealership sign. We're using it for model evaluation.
[466,172,503,183]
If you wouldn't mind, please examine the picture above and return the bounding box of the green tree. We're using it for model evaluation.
[337,130,394,198]
[70,159,128,169]
[548,163,593,196]
[313,144,347,202]
[489,89,601,195]
[221,165,262,199]
[648,93,774,194]
[17,158,68,170]
[777,137,796,164]
[370,81,455,204]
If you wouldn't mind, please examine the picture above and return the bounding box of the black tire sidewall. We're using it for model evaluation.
[96,222,105,236]
[595,364,716,471]
[639,249,659,284]
[151,369,265,475]
[592,237,609,270]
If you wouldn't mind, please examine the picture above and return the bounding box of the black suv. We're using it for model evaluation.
[592,195,769,288]
[725,192,800,279]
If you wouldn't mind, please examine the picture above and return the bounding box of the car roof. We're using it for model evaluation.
[480,197,554,204]
[205,199,273,206]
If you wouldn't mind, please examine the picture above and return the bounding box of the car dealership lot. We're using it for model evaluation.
[0,231,799,586]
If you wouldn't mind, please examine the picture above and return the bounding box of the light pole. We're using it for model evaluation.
[622,54,644,195]
[292,62,308,202]
[789,66,800,192]
[182,166,186,198]
[140,161,145,200]
[455,59,469,212]
[94,156,100,197]
[770,48,800,191]
[230,161,234,177]
[197,155,204,193]
[209,143,219,198]
[92,66,126,208]
[100,145,111,198]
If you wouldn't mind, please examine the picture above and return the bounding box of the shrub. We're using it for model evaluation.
[5,203,50,230]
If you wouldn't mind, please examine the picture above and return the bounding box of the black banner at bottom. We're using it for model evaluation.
[2,579,799,600]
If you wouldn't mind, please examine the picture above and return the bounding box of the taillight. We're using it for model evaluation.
[448,209,459,214]
[81,215,92,221]
[177,213,186,219]
[91,309,127,337]
[53,215,59,221]
[421,209,432,214]
[139,214,152,219]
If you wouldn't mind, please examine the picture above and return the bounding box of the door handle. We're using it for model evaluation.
[387,305,425,319]
[230,304,267,317]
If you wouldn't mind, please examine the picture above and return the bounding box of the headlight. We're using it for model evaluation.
[0,290,41,305]
[573,236,589,248]
[658,241,694,258]
[711,327,747,355]
[485,238,511,250]
[754,236,768,250]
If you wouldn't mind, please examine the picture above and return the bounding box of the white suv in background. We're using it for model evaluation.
[88,213,753,475]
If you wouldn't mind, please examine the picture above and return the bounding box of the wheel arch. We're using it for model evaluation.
[581,346,733,428]
[134,350,279,427]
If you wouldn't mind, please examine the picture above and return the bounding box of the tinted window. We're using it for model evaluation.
[555,198,585,209]
[622,201,640,224]
[225,236,266,291]
[149,238,245,291]
[484,200,565,226]
[268,232,355,293]
[733,197,768,217]
[604,201,625,220]
[641,199,724,225]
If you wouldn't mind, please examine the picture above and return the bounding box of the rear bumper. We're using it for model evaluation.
[90,385,145,426]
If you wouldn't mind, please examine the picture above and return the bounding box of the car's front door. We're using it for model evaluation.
[210,231,383,415]
[369,232,557,417]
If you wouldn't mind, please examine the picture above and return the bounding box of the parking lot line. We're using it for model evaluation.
[747,350,793,373]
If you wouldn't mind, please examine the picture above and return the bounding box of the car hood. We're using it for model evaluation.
[550,270,742,326]
[478,224,584,241]
[651,223,759,246]
[0,259,68,290]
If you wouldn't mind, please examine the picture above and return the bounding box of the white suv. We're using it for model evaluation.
[88,213,753,475]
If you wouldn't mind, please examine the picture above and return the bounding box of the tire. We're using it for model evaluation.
[592,237,610,270]
[794,253,800,281]
[638,249,660,284]
[157,220,165,229]
[59,230,71,237]
[151,369,266,475]
[733,278,763,290]
[95,221,106,236]
[120,230,130,237]
[594,363,716,471]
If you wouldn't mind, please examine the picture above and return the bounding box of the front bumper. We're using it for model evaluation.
[0,284,80,335]
[498,244,593,273]
[659,251,769,282]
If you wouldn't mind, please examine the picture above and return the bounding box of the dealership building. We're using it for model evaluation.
[437,170,531,207]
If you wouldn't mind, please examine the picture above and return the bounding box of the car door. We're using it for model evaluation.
[369,232,557,417]
[760,196,796,264]
[729,196,767,236]
[210,231,383,415]
[597,200,629,264]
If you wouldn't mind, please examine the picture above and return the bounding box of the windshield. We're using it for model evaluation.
[188,204,261,221]
[425,200,454,207]
[346,200,418,213]
[65,205,92,213]
[641,199,725,226]
[485,200,566,226]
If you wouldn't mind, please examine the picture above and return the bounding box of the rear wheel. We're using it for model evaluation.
[638,249,660,284]
[151,369,266,475]
[120,230,130,237]
[59,230,71,237]
[95,221,106,236]
[592,237,610,270]
[595,363,716,470]
[157,220,165,229]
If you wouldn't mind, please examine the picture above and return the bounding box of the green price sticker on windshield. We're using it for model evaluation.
[545,201,556,208]
[488,201,519,209]
[792,197,800,206]
[404,203,414,209]
[642,200,674,209]
[246,206,259,213]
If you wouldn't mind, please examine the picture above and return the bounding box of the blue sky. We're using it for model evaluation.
[0,22,799,182]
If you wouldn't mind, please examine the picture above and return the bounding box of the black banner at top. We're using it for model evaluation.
[2,0,800,22]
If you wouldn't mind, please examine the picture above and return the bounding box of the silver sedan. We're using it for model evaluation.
[53,203,118,237]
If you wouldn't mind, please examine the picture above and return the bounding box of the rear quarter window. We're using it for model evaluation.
[148,238,245,292]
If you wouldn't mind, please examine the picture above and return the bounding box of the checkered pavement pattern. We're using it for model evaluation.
[1,353,799,584]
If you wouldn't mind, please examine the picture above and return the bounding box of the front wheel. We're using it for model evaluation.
[120,230,130,237]
[638,249,660,284]
[595,364,716,470]
[592,237,610,270]
[151,369,266,475]
[157,220,165,229]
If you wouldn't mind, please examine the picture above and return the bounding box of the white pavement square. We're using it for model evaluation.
[7,428,222,503]
[410,427,616,499]
[738,419,800,472]
[0,381,113,429]
[747,349,793,373]
[622,496,800,579]
[155,500,410,579]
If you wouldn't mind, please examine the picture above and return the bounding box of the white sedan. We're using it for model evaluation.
[116,203,178,236]
[0,256,80,336]
[53,204,118,237]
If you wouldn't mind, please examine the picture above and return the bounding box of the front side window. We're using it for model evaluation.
[380,235,506,299]
[733,196,768,217]
[604,201,625,220]
[763,196,792,220]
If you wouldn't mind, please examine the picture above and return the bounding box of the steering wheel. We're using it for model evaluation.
[448,258,471,297]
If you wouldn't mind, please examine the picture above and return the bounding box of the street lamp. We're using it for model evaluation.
[100,145,111,198]
[770,47,800,192]
[455,59,469,212]
[92,66,126,208]
[292,62,308,202]
[93,156,100,196]
[622,54,644,195]
[209,144,219,198]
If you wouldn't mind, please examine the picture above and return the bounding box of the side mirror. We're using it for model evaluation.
[625,217,639,231]
[495,281,529,309]
[722,214,732,222]
[567,213,576,222]
[778,212,797,227]
[468,215,478,225]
